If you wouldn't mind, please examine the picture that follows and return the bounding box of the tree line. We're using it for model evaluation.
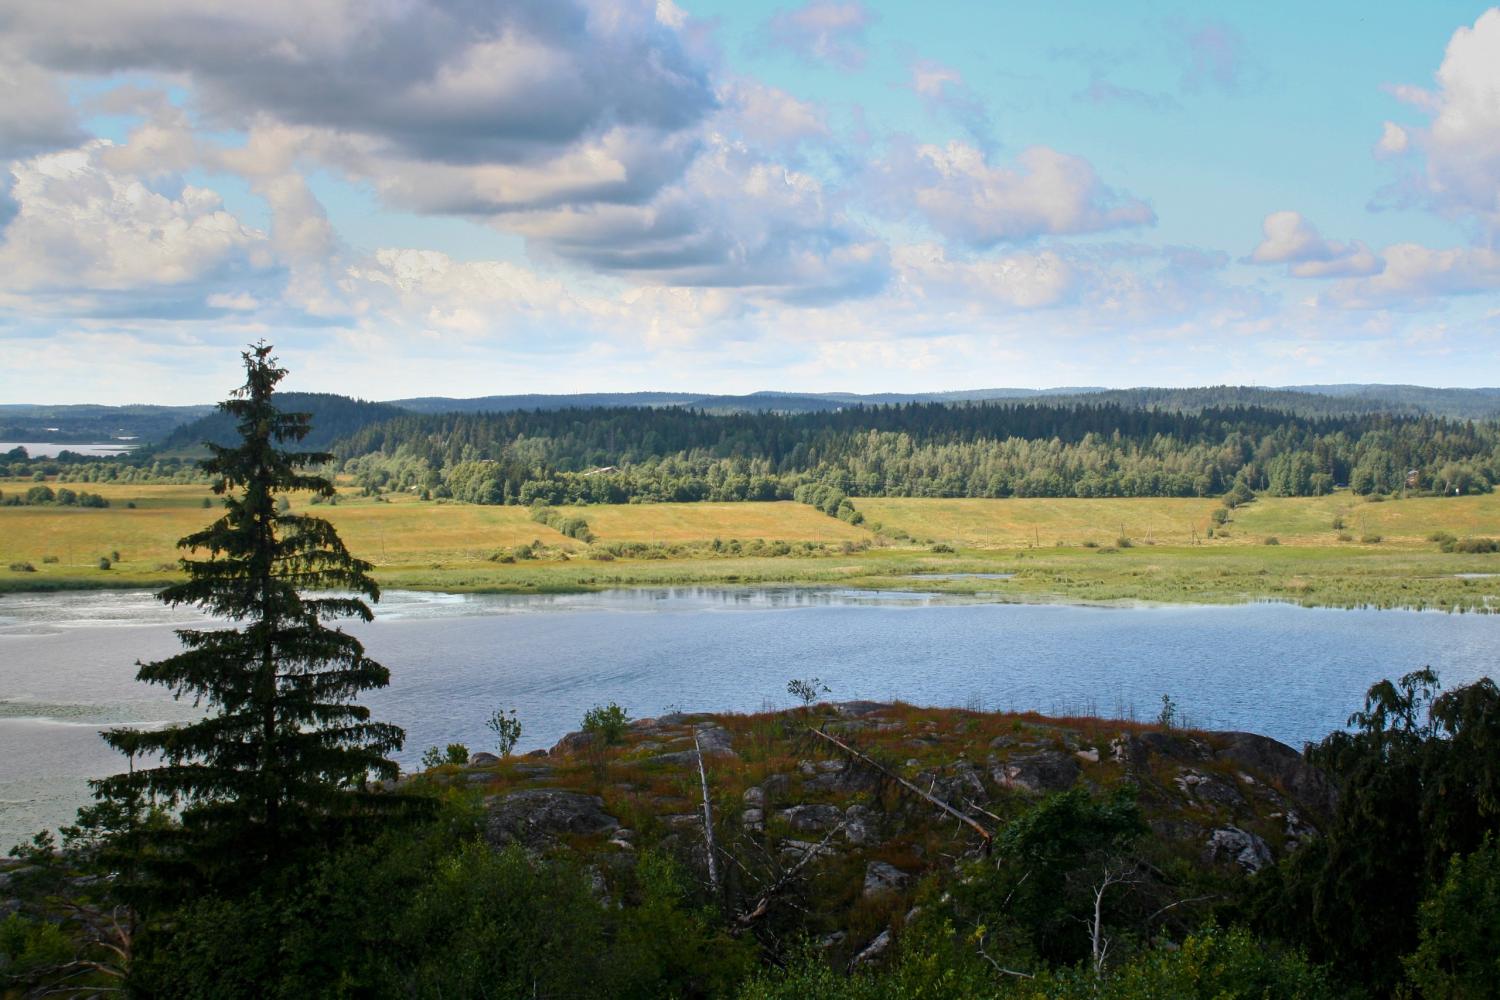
[328,403,1500,504]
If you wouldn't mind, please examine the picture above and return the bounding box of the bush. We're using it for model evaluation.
[41,555,58,564]
[1332,516,1346,530]
[929,543,955,553]
[485,708,522,756]
[1442,536,1500,554]
[1264,536,1280,546]
[1116,536,1134,548]
[1429,531,1457,545]
[1361,533,1383,544]
[96,557,111,570]
[1337,532,1354,542]
[8,561,36,572]
[581,702,630,745]
[420,743,469,768]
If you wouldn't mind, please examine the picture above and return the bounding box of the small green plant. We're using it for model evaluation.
[1337,532,1354,542]
[8,561,36,572]
[96,557,111,570]
[1157,693,1178,730]
[1211,508,1229,525]
[485,708,522,756]
[110,550,121,563]
[787,677,830,708]
[1332,515,1347,530]
[1361,533,1383,544]
[420,743,470,769]
[200,497,212,508]
[126,501,136,509]
[581,702,630,745]
[1117,536,1134,549]
[1263,536,1280,546]
[41,555,58,564]
[929,542,955,553]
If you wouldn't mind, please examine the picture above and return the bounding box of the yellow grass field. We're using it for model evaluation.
[560,501,870,544]
[858,494,1500,549]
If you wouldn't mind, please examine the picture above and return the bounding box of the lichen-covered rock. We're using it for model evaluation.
[1206,826,1273,873]
[1175,768,1246,809]
[485,789,619,848]
[844,804,876,845]
[781,803,844,833]
[468,751,501,767]
[863,861,910,898]
[992,750,1080,793]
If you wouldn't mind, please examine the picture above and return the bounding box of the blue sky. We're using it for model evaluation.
[0,1,1497,404]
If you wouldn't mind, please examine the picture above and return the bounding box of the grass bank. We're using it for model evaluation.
[3,483,1499,610]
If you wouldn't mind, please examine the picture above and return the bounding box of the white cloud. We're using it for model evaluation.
[1376,121,1410,157]
[721,79,829,150]
[1325,242,1500,308]
[1247,211,1383,278]
[874,142,1156,247]
[1377,9,1500,239]
[765,2,872,70]
[0,141,270,295]
[893,243,1074,310]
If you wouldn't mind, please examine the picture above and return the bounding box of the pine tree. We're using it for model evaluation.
[97,343,412,894]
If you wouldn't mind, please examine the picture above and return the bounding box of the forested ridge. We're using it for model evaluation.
[332,402,1500,505]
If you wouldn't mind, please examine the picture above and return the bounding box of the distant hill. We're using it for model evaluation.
[154,394,408,456]
[1277,384,1500,419]
[0,403,213,444]
[387,387,1110,415]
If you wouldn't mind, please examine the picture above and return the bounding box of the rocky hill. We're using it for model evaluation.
[410,702,1336,970]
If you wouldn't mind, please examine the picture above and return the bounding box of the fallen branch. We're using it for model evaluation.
[808,727,992,851]
[693,730,721,895]
[736,820,847,927]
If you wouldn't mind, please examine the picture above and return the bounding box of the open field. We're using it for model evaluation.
[3,482,1500,609]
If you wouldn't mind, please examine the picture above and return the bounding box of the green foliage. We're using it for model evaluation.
[1440,535,1500,553]
[0,914,76,988]
[485,707,522,756]
[1157,693,1177,730]
[1404,835,1500,997]
[530,503,596,541]
[8,561,35,572]
[787,677,830,707]
[582,702,630,745]
[93,343,420,902]
[96,556,110,569]
[1257,669,1500,990]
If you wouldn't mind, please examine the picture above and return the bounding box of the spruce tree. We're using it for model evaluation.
[97,343,410,893]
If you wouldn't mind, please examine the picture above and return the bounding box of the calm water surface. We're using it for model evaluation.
[0,442,137,458]
[3,587,1498,849]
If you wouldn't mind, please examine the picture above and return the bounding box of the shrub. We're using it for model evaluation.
[8,561,36,572]
[787,677,829,708]
[929,542,955,553]
[1361,533,1383,544]
[1264,536,1280,546]
[1443,536,1500,554]
[485,708,522,756]
[24,485,55,504]
[1117,536,1134,548]
[1429,531,1457,545]
[1337,532,1354,542]
[581,702,630,745]
[1333,516,1347,530]
[201,497,212,508]
[96,557,111,570]
[41,555,58,564]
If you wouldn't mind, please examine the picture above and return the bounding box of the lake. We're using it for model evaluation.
[1,442,138,458]
[3,587,1498,849]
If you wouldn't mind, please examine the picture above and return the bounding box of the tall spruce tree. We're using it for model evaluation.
[97,343,409,893]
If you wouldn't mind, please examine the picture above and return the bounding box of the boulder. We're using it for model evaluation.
[742,785,766,807]
[850,929,892,968]
[844,804,876,845]
[468,752,501,767]
[992,750,1080,793]
[1174,769,1246,809]
[833,700,892,718]
[485,789,619,849]
[1205,826,1273,873]
[550,730,596,756]
[1214,732,1337,818]
[863,861,911,898]
[781,803,844,833]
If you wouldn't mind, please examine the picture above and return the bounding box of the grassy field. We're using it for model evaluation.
[3,482,1499,610]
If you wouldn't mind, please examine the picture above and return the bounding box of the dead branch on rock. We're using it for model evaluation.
[693,730,720,895]
[808,726,992,851]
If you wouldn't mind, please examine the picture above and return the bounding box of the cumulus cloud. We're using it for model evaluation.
[1247,211,1383,278]
[1375,9,1500,241]
[8,0,715,168]
[1325,243,1500,308]
[717,79,830,152]
[893,243,1075,310]
[873,142,1156,247]
[765,1,873,70]
[0,51,86,159]
[502,135,890,302]
[0,141,271,296]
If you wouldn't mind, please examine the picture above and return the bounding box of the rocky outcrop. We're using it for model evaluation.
[1214,732,1337,817]
[484,789,619,849]
[1206,826,1273,873]
[991,749,1080,793]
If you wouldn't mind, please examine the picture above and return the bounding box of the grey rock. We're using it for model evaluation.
[1174,769,1246,809]
[1075,747,1100,764]
[850,929,893,967]
[526,747,549,758]
[992,750,1080,793]
[781,803,844,833]
[743,808,765,831]
[863,861,911,898]
[1215,732,1337,818]
[550,730,596,756]
[743,785,766,807]
[485,789,619,848]
[762,773,792,800]
[693,723,736,756]
[648,749,703,767]
[1206,826,1273,873]
[844,804,875,845]
[468,752,501,767]
[834,700,891,718]
[1140,731,1212,762]
[780,838,839,861]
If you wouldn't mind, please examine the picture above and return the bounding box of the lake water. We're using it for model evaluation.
[3,587,1498,849]
[1,442,137,458]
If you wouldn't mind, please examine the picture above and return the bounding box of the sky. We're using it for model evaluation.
[1,1,1498,404]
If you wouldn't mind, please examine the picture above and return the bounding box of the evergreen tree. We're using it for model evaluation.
[97,344,412,896]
